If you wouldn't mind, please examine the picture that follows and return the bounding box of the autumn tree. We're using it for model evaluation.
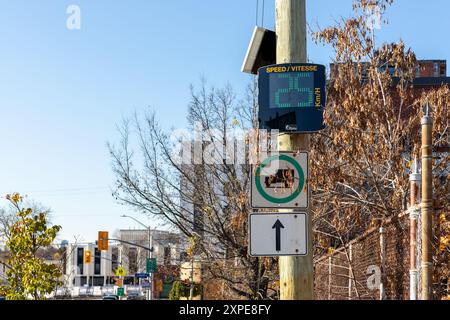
[310,0,449,298]
[0,193,62,300]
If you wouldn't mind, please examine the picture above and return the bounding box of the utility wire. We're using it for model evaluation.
[0,186,109,194]
[256,0,259,26]
[256,0,265,27]
[262,0,265,27]
[0,187,112,199]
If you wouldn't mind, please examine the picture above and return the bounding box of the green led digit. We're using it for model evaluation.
[298,87,314,107]
[274,74,293,108]
[274,73,314,108]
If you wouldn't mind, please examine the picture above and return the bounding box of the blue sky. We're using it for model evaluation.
[0,0,448,243]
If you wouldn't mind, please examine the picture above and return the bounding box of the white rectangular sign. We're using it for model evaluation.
[249,213,308,257]
[251,152,309,209]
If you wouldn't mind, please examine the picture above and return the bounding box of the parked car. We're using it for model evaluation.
[127,292,145,300]
[102,294,119,300]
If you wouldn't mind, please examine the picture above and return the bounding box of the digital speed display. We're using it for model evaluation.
[269,72,315,108]
[258,63,326,133]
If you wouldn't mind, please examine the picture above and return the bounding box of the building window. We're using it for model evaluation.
[94,248,101,275]
[111,248,119,273]
[77,248,84,275]
[434,63,439,77]
[93,276,104,286]
[79,276,87,286]
[415,65,421,78]
[440,64,446,77]
[164,247,171,265]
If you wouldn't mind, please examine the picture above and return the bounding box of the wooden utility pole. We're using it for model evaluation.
[420,103,433,300]
[276,0,314,300]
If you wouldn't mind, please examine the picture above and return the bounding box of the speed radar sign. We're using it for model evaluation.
[258,63,326,133]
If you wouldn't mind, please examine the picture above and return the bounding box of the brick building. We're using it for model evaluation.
[330,59,447,80]
[415,60,446,78]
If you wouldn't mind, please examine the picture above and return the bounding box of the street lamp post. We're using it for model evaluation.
[120,215,154,300]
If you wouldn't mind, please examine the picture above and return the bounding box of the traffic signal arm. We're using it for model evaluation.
[108,238,154,252]
[98,232,152,252]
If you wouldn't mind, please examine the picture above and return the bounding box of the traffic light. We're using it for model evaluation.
[84,250,92,264]
[98,231,109,251]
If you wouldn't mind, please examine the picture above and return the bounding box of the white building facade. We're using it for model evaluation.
[65,243,116,288]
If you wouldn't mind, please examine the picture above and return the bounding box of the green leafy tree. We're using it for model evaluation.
[0,193,62,300]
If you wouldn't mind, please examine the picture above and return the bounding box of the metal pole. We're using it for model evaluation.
[420,102,433,300]
[189,255,195,300]
[118,245,123,300]
[87,245,92,294]
[328,256,332,300]
[276,0,313,300]
[379,226,386,300]
[409,157,421,300]
[149,229,153,301]
[348,244,353,300]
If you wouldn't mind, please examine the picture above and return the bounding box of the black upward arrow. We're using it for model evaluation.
[272,219,285,252]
